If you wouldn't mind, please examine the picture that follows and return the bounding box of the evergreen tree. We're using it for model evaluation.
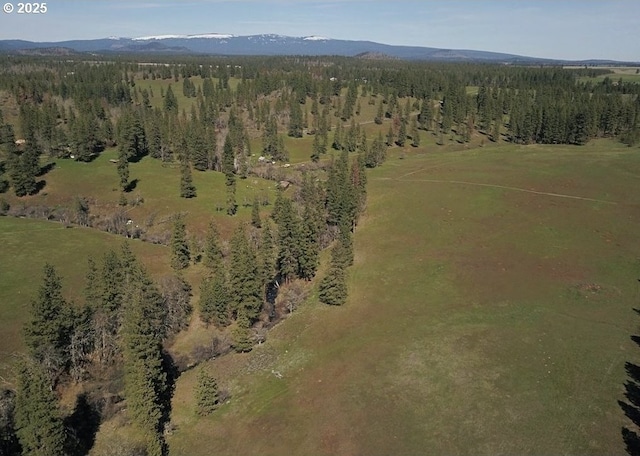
[195,367,219,415]
[251,196,262,228]
[418,99,433,130]
[68,304,94,383]
[300,172,326,235]
[182,77,196,98]
[100,250,123,313]
[222,135,237,215]
[318,263,347,306]
[491,115,502,142]
[298,204,319,280]
[375,99,384,125]
[117,148,129,192]
[199,273,230,327]
[188,122,210,171]
[202,78,215,99]
[288,99,303,138]
[344,119,358,153]
[386,125,395,147]
[228,225,262,321]
[23,264,73,382]
[170,214,190,271]
[333,222,354,268]
[411,118,421,147]
[84,256,101,309]
[179,157,197,198]
[274,197,301,283]
[332,122,343,150]
[114,249,167,454]
[397,117,407,147]
[311,132,321,163]
[121,277,167,456]
[163,84,178,114]
[262,116,283,160]
[147,112,163,159]
[326,150,355,227]
[232,311,253,353]
[118,110,148,162]
[258,220,276,298]
[14,362,66,456]
[351,153,367,219]
[70,112,99,162]
[202,221,224,273]
[94,250,124,365]
[8,133,39,197]
[365,132,387,168]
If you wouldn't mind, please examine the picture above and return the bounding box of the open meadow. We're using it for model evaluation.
[572,66,640,84]
[165,139,640,455]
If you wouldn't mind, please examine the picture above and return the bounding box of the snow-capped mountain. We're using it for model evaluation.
[0,33,630,64]
[132,33,235,41]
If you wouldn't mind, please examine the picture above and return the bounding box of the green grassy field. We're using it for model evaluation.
[2,133,639,454]
[0,217,169,378]
[166,139,640,455]
[3,148,278,239]
[572,66,640,84]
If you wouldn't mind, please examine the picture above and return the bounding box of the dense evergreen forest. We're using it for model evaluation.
[0,54,638,455]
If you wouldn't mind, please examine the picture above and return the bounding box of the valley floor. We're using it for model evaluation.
[164,140,640,455]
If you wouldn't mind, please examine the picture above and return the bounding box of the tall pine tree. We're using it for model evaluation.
[15,361,66,456]
[199,273,230,328]
[120,261,167,456]
[202,221,223,273]
[228,225,262,321]
[23,264,73,383]
[222,135,237,215]
[179,157,197,198]
[170,214,190,271]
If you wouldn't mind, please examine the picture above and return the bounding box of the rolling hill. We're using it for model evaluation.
[0,33,619,64]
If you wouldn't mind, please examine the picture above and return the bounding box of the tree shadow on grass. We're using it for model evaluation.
[37,162,56,177]
[161,351,180,431]
[64,393,101,456]
[33,179,46,195]
[124,178,139,193]
[621,308,640,456]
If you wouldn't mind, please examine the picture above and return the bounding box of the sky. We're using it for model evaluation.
[0,0,638,61]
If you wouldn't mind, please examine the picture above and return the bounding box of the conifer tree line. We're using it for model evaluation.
[195,147,368,341]
[0,56,638,206]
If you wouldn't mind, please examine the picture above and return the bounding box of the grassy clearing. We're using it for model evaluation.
[0,216,169,380]
[573,66,640,84]
[3,148,278,238]
[567,66,640,83]
[167,139,640,455]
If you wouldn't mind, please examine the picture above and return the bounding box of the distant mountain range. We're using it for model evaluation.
[0,33,634,65]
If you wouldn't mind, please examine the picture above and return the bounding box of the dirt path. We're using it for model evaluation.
[375,176,619,205]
